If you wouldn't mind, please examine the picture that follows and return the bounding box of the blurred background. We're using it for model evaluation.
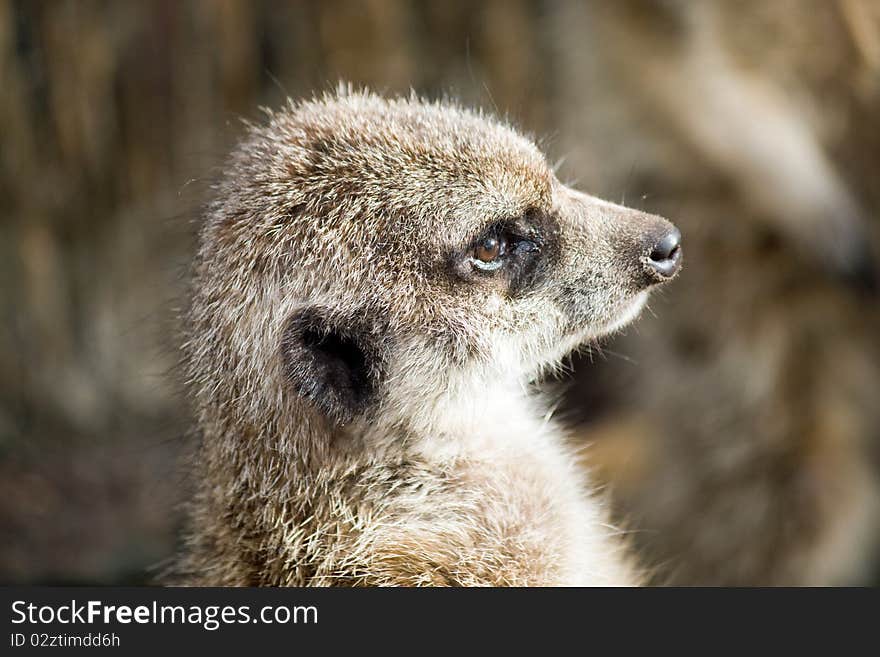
[1,0,878,585]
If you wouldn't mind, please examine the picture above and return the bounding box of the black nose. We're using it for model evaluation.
[645,227,682,279]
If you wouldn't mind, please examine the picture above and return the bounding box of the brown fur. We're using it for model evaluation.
[172,89,680,586]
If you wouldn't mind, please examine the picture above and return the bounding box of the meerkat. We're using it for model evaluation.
[173,88,681,586]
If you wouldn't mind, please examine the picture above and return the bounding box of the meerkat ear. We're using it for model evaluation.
[281,308,380,425]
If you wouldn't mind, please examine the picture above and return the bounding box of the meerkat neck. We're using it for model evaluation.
[361,374,553,462]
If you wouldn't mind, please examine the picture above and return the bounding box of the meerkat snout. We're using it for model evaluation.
[179,89,681,586]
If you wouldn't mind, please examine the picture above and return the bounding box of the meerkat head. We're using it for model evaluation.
[188,90,681,434]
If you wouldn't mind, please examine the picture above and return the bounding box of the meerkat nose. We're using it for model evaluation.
[645,226,682,280]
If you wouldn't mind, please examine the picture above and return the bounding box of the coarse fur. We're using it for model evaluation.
[172,88,680,586]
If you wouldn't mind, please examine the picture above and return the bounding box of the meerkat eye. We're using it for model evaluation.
[471,234,508,272]
[474,235,506,262]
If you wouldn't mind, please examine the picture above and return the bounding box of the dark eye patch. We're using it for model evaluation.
[447,208,562,298]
